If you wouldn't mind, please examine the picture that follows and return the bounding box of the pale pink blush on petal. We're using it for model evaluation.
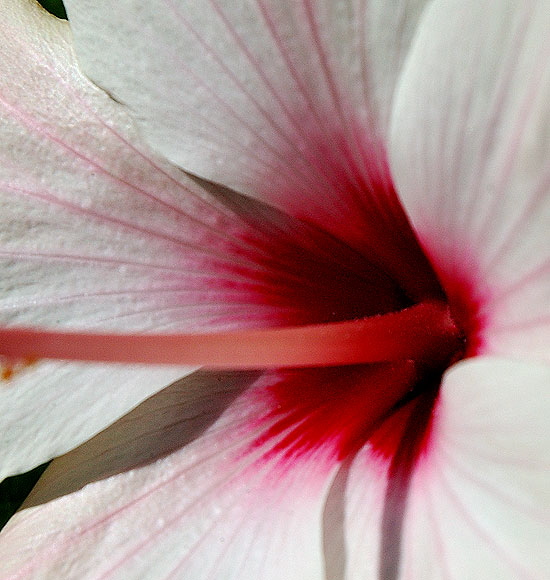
[0,0,408,479]
[1,2,548,579]
[63,0,430,192]
[0,371,339,579]
[401,357,550,579]
[0,0,430,480]
[63,0,438,301]
[0,364,450,579]
[390,0,550,363]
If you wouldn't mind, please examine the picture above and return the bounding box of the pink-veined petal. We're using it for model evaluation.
[1,361,449,579]
[0,0,385,479]
[63,0,439,300]
[336,357,550,579]
[0,0,198,478]
[63,0,428,194]
[0,0,410,478]
[401,357,550,579]
[1,0,371,335]
[0,370,338,579]
[330,387,439,580]
[389,0,550,362]
[324,447,389,580]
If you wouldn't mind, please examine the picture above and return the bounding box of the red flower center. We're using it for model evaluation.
[210,172,471,465]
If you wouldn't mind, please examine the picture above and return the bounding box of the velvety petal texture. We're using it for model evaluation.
[390,0,550,362]
[0,0,548,579]
[0,0,197,478]
[3,359,548,579]
[63,0,427,193]
[0,0,357,335]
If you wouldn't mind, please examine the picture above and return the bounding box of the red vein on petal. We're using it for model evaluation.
[0,301,461,369]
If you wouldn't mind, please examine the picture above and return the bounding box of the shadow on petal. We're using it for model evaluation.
[22,369,260,508]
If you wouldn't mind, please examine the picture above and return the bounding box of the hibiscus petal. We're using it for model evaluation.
[0,362,193,481]
[389,0,550,362]
[0,0,200,479]
[402,357,550,578]
[1,0,346,335]
[63,0,428,196]
[336,357,550,579]
[1,0,405,478]
[0,362,447,579]
[62,0,438,299]
[0,370,336,579]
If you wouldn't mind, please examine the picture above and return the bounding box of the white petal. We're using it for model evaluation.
[0,371,335,579]
[330,439,392,579]
[0,0,319,335]
[63,0,431,269]
[0,0,406,333]
[0,0,199,478]
[403,357,550,578]
[390,0,550,362]
[335,393,438,580]
[0,0,394,477]
[0,362,191,481]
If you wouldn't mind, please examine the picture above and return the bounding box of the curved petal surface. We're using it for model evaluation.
[0,362,192,481]
[63,0,427,193]
[390,0,550,362]
[0,0,198,478]
[0,0,408,478]
[402,357,550,579]
[6,357,546,579]
[62,0,436,298]
[335,357,550,579]
[0,370,336,579]
[1,0,360,336]
[0,361,442,580]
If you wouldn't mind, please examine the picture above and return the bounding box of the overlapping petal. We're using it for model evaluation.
[402,358,550,579]
[0,0,399,478]
[390,0,550,362]
[62,0,438,300]
[63,0,427,195]
[0,363,427,579]
[0,0,199,477]
[330,357,550,580]
[0,370,337,579]
[0,0,345,335]
[0,1,548,578]
[6,358,546,579]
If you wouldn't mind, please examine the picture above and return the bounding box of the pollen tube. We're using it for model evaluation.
[0,301,462,369]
